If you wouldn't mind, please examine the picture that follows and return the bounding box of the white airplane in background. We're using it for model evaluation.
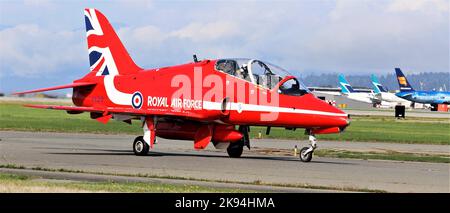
[371,74,412,108]
[338,74,380,105]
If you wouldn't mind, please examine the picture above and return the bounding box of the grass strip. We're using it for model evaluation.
[0,164,386,193]
[0,172,254,193]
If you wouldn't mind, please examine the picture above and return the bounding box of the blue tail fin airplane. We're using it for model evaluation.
[395,68,450,105]
[339,75,356,93]
[371,74,388,94]
[338,74,379,104]
[371,74,411,107]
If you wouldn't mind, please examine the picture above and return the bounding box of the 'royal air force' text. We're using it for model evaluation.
[147,96,202,110]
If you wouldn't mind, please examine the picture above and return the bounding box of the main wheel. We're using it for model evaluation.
[227,142,243,158]
[299,147,313,162]
[133,136,149,156]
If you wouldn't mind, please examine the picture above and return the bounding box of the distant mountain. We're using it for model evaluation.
[300,72,450,92]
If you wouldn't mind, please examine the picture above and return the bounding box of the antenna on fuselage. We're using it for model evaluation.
[193,54,199,63]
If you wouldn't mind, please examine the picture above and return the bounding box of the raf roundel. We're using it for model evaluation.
[131,92,143,109]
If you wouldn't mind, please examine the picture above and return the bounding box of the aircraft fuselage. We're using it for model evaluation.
[396,91,450,104]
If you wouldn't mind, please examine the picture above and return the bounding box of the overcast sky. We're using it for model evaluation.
[0,0,448,93]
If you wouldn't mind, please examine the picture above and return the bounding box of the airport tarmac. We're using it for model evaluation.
[0,131,448,192]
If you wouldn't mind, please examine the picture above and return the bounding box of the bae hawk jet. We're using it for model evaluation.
[15,8,351,162]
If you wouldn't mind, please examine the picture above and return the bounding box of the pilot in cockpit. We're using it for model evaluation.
[216,59,251,82]
[216,60,237,75]
[235,65,250,81]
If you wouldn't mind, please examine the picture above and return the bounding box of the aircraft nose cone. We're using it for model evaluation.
[317,98,350,127]
[338,115,351,128]
[337,111,351,127]
[299,94,351,130]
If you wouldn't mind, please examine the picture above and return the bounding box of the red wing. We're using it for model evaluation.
[13,82,96,95]
[24,105,103,113]
[24,104,209,120]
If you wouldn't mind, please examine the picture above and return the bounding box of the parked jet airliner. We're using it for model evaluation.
[395,68,450,108]
[338,75,380,105]
[371,74,412,108]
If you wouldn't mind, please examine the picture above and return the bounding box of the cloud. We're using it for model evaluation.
[0,0,448,92]
[170,21,241,42]
[387,0,449,12]
[113,0,154,9]
[119,25,166,44]
[23,0,53,7]
[0,24,85,77]
[296,0,449,73]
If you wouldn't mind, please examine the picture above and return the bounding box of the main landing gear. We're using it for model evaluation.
[227,142,243,158]
[133,136,149,156]
[226,125,250,158]
[299,134,317,162]
[133,116,156,156]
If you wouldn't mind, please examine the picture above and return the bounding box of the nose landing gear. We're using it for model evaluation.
[299,134,317,162]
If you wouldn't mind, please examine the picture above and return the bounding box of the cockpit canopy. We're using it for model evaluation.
[215,58,309,96]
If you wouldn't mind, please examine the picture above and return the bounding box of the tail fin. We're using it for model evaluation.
[339,74,355,94]
[395,68,414,92]
[84,8,142,76]
[371,74,388,94]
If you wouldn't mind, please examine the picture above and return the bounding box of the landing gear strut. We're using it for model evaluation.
[300,134,317,162]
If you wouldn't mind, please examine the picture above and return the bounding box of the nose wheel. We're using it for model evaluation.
[299,134,317,162]
[299,147,313,162]
[133,136,149,156]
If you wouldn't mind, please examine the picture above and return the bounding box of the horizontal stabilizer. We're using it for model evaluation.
[13,82,96,95]
[24,104,103,112]
[22,104,216,121]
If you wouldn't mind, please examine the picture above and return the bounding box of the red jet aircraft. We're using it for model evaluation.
[15,8,350,162]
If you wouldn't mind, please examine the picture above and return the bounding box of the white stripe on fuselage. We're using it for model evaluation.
[104,76,132,106]
[202,101,347,117]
